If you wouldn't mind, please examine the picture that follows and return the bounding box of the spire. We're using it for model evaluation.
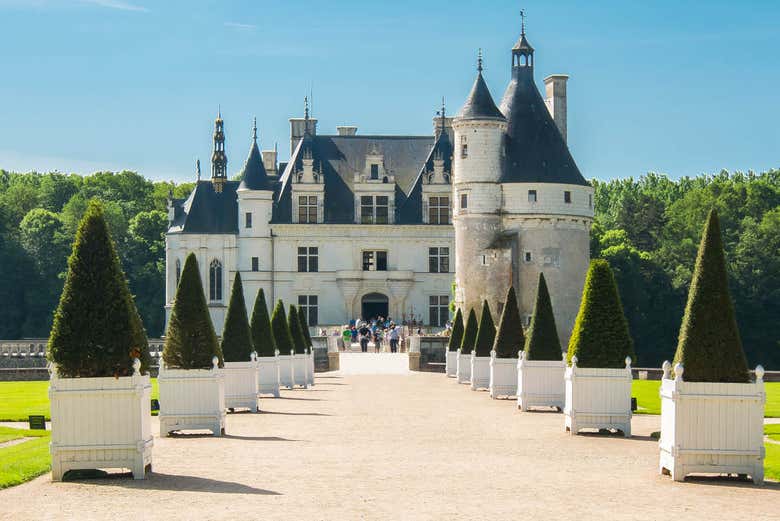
[303,96,312,136]
[196,158,201,181]
[521,8,526,37]
[211,111,228,192]
[512,9,534,69]
[457,49,505,121]
[238,118,271,191]
[252,116,258,142]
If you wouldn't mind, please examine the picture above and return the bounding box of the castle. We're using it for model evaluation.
[165,20,593,346]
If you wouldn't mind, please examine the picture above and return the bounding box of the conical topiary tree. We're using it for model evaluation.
[493,287,524,358]
[525,273,562,361]
[250,288,276,357]
[271,300,294,355]
[673,210,749,382]
[298,306,314,349]
[221,272,252,362]
[567,259,635,368]
[460,308,478,355]
[48,201,150,378]
[162,253,222,369]
[289,305,307,355]
[473,300,496,357]
[448,309,464,352]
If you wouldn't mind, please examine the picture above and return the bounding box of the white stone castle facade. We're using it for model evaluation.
[165,21,593,346]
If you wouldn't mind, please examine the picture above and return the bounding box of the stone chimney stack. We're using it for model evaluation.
[337,126,358,136]
[544,74,568,142]
[261,149,278,177]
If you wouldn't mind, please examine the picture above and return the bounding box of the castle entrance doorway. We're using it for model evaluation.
[361,293,389,321]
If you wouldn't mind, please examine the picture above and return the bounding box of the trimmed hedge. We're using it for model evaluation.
[524,273,562,361]
[493,287,524,359]
[271,300,294,356]
[250,288,276,357]
[221,272,253,362]
[162,253,222,369]
[47,201,150,377]
[288,305,307,355]
[473,300,496,357]
[448,309,464,352]
[567,259,635,368]
[673,209,750,382]
[298,306,314,349]
[460,309,478,355]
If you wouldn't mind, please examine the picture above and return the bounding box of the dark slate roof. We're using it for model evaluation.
[513,33,534,53]
[274,134,435,224]
[499,67,588,186]
[458,71,506,121]
[168,180,239,234]
[238,138,271,190]
[397,129,454,224]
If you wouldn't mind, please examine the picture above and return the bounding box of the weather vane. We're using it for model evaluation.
[520,9,526,36]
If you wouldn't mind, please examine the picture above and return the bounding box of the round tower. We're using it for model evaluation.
[452,51,509,317]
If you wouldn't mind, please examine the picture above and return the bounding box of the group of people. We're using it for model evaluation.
[344,316,402,353]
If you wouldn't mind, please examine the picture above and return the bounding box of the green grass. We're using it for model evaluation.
[632,380,780,417]
[0,427,51,489]
[765,424,780,442]
[0,379,159,421]
[765,442,780,482]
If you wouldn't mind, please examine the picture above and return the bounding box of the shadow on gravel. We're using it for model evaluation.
[681,475,780,490]
[259,411,331,417]
[276,396,323,401]
[223,434,299,442]
[75,472,282,495]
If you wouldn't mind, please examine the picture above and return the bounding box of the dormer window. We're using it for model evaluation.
[370,164,379,180]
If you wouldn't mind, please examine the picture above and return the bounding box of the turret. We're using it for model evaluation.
[211,108,227,193]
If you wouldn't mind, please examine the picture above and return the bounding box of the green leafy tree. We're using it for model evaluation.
[460,308,478,355]
[473,300,496,357]
[250,288,276,357]
[288,305,307,355]
[493,287,524,359]
[162,253,222,369]
[47,201,150,377]
[298,306,314,348]
[221,273,253,362]
[524,274,562,361]
[271,300,294,356]
[673,210,750,382]
[447,308,464,352]
[567,259,635,368]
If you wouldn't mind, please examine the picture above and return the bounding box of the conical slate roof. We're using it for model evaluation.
[512,33,534,53]
[238,138,271,190]
[499,67,588,186]
[458,72,506,121]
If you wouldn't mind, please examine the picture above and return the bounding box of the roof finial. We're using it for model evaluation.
[520,9,526,37]
[196,158,201,181]
[218,104,221,120]
[304,96,310,120]
[252,116,257,141]
[477,48,483,72]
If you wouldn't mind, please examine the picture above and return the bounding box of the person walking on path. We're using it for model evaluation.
[359,324,371,352]
[388,325,399,353]
[374,329,383,353]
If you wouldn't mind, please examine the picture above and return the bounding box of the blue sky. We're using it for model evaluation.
[0,0,778,182]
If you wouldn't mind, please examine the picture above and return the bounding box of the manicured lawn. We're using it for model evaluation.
[0,379,159,421]
[0,427,51,489]
[765,441,780,482]
[765,424,780,442]
[632,380,780,417]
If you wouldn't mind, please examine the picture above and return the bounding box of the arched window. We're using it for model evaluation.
[209,259,222,301]
[175,259,181,287]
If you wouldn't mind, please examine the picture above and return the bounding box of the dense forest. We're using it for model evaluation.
[0,168,778,368]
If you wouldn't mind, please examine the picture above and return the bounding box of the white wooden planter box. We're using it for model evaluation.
[307,350,315,386]
[49,359,152,481]
[445,350,458,378]
[223,357,258,412]
[564,356,632,436]
[659,362,765,484]
[158,357,225,437]
[517,352,566,410]
[279,352,294,389]
[293,353,309,388]
[470,354,491,391]
[456,350,471,384]
[489,353,518,399]
[257,354,280,397]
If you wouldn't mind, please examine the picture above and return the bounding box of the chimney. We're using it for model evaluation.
[337,126,358,136]
[544,74,568,142]
[261,149,277,177]
[289,117,318,156]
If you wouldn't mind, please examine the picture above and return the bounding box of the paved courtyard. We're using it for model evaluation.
[0,369,777,521]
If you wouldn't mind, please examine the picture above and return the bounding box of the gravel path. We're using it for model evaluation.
[0,372,777,521]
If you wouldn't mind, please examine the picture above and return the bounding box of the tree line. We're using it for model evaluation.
[0,168,777,368]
